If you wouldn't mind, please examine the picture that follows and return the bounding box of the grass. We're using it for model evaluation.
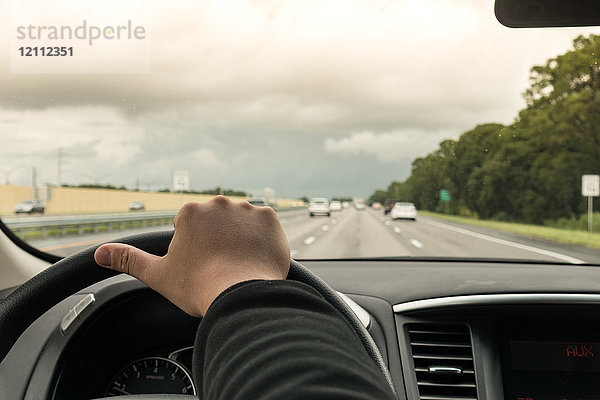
[420,211,600,249]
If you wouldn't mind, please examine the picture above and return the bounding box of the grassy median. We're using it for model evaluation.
[420,211,600,249]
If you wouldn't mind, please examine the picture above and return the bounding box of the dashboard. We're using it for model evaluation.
[3,259,600,400]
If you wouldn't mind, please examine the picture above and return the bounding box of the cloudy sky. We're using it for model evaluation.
[1,0,599,199]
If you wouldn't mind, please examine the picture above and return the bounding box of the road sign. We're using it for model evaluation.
[173,170,189,191]
[582,175,599,233]
[582,175,600,197]
[440,189,451,201]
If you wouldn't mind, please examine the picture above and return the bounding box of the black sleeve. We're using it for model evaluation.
[192,280,396,400]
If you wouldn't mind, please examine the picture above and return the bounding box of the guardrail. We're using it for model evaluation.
[2,208,306,240]
[3,211,180,239]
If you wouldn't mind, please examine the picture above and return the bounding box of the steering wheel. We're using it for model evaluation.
[0,230,396,399]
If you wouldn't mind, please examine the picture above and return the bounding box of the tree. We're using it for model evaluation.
[371,35,600,222]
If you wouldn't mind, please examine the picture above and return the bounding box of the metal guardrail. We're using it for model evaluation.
[3,211,179,239]
[1,207,307,239]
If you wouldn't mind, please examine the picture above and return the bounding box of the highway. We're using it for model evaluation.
[21,208,600,264]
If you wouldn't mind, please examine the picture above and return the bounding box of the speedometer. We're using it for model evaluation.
[105,357,196,396]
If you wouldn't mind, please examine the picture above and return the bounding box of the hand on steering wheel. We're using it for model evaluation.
[94,196,290,317]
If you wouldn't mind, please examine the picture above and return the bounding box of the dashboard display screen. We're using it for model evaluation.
[504,340,600,400]
[511,341,600,372]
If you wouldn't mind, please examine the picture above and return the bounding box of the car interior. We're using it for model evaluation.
[2,1,600,400]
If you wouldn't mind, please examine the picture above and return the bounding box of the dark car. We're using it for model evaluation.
[383,201,396,215]
[247,198,272,207]
[14,200,45,214]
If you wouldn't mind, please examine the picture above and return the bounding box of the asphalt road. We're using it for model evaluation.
[22,207,600,264]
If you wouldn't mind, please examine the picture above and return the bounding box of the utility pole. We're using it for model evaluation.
[32,167,38,200]
[57,148,63,187]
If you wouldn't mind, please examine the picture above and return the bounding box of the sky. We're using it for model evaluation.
[1,0,599,199]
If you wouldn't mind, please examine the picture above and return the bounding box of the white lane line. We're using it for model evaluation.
[393,227,402,234]
[321,225,329,231]
[422,219,585,264]
[410,239,424,248]
[385,221,391,226]
[304,236,316,245]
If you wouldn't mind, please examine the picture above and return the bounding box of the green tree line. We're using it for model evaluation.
[370,35,600,224]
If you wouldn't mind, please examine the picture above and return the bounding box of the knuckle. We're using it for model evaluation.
[118,248,138,276]
[176,202,200,226]
[260,205,277,219]
[212,195,230,205]
[212,194,231,205]
[179,202,200,216]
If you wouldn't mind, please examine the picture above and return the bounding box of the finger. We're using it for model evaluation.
[94,243,161,281]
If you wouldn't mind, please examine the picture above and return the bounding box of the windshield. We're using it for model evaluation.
[1,1,600,266]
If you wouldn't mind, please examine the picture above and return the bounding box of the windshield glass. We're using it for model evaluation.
[1,1,600,265]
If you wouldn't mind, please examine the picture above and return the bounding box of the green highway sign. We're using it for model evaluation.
[440,189,451,201]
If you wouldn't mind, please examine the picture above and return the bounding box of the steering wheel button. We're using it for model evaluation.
[60,309,78,333]
[73,294,95,316]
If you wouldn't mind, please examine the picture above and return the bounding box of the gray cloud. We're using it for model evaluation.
[1,0,599,197]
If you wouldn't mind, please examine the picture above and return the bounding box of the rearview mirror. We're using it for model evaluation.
[495,0,600,27]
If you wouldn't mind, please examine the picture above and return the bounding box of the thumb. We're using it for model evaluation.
[94,243,161,281]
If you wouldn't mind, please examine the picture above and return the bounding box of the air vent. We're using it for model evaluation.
[407,324,478,400]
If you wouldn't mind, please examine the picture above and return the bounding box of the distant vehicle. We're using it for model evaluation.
[354,202,366,211]
[329,201,342,211]
[129,201,146,211]
[342,201,350,209]
[14,199,45,214]
[390,202,417,221]
[371,202,382,210]
[383,201,396,215]
[309,198,330,217]
[247,198,272,207]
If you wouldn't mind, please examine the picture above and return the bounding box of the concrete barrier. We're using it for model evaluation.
[0,185,304,216]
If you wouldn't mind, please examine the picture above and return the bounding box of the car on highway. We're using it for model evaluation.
[14,200,45,215]
[128,201,146,212]
[390,202,417,221]
[354,202,366,211]
[383,201,396,215]
[246,198,272,207]
[329,200,342,212]
[308,198,330,217]
[3,2,600,400]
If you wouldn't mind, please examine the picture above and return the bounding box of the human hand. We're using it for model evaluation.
[94,196,290,317]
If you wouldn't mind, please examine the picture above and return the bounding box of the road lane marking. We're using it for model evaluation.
[393,227,402,234]
[303,236,316,245]
[410,239,424,248]
[422,219,585,264]
[321,225,329,231]
[385,221,391,226]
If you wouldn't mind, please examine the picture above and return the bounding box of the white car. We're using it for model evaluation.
[390,202,417,221]
[354,202,366,211]
[329,201,342,211]
[129,201,145,211]
[309,198,330,217]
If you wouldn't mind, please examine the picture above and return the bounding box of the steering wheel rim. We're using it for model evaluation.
[0,229,396,398]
